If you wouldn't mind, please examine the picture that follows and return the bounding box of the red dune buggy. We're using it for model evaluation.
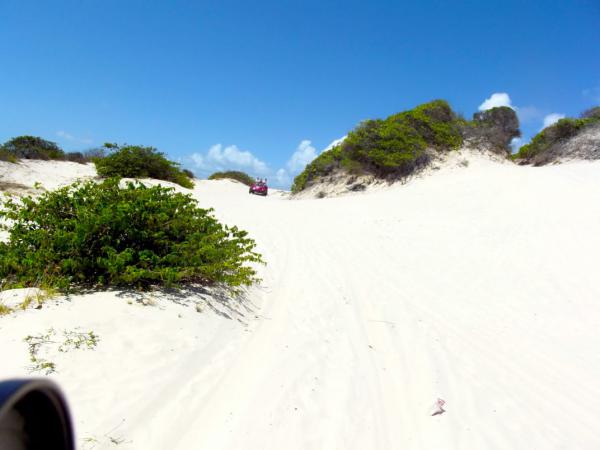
[249,181,268,196]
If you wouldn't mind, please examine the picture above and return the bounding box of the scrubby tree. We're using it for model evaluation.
[94,144,193,188]
[468,106,521,152]
[1,136,65,160]
[208,171,255,186]
[83,147,108,160]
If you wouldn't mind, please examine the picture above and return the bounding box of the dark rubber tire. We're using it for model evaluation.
[0,378,75,450]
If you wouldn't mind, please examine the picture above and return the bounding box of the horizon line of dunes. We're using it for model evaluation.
[1,103,598,192]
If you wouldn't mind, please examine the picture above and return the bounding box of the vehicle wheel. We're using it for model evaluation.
[0,379,75,450]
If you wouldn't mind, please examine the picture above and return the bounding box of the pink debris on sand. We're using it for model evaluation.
[431,398,446,416]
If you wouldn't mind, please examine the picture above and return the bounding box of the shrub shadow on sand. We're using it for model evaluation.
[113,284,256,325]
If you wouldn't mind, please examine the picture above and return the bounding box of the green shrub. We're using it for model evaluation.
[292,100,463,193]
[208,171,255,186]
[94,144,193,188]
[515,115,600,161]
[0,148,18,163]
[183,169,195,179]
[1,136,65,160]
[0,179,264,291]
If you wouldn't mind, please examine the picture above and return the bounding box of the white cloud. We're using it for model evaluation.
[191,144,269,175]
[478,94,567,133]
[283,136,346,176]
[267,137,346,190]
[510,137,524,153]
[268,140,318,190]
[56,130,92,145]
[193,136,348,189]
[478,93,513,111]
[275,168,291,186]
[286,140,318,173]
[541,113,565,130]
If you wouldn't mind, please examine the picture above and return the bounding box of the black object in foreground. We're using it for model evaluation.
[0,379,74,450]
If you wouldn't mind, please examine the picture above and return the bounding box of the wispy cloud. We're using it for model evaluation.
[275,168,291,186]
[191,136,347,189]
[286,140,318,173]
[541,113,565,130]
[478,93,513,111]
[510,137,524,153]
[56,130,93,145]
[273,137,346,188]
[191,144,269,175]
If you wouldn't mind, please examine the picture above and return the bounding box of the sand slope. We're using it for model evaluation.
[2,154,600,449]
[0,159,96,191]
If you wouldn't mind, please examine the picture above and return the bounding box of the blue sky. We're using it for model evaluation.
[1,0,599,187]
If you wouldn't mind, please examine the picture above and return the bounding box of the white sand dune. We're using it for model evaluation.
[2,153,600,449]
[0,159,96,191]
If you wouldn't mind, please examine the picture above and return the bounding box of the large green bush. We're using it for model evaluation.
[0,179,263,290]
[292,100,463,193]
[208,171,255,186]
[1,136,65,160]
[94,145,194,188]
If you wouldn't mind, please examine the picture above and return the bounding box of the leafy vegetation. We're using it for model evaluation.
[1,136,65,160]
[0,148,18,163]
[208,170,255,186]
[514,113,600,162]
[94,144,194,188]
[292,100,464,193]
[0,136,104,164]
[0,179,264,291]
